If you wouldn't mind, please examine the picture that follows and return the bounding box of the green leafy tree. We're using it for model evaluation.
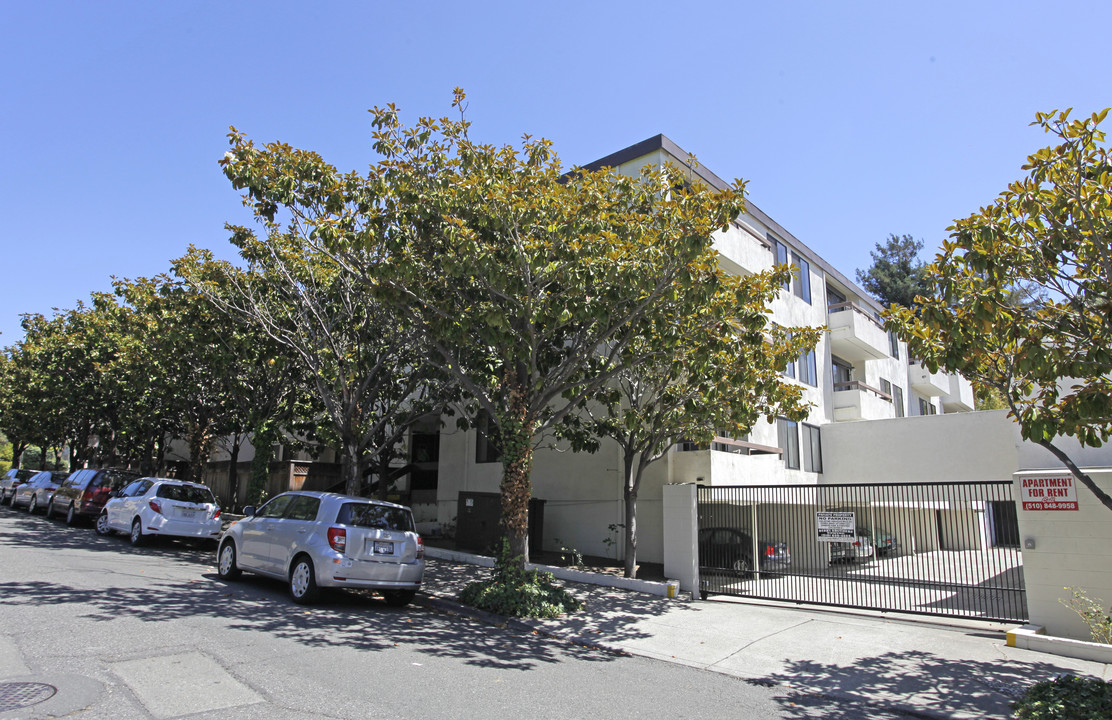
[855,233,931,308]
[574,270,820,578]
[888,108,1112,512]
[358,91,750,566]
[194,174,450,496]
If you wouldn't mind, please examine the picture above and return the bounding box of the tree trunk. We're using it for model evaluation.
[499,381,535,569]
[376,450,391,501]
[341,439,363,496]
[228,435,242,512]
[38,446,47,470]
[187,420,214,485]
[247,426,275,506]
[622,448,639,578]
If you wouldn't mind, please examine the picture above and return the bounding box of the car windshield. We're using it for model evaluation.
[335,503,414,532]
[156,484,215,504]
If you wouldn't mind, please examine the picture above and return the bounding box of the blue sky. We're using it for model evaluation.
[2,1,1109,344]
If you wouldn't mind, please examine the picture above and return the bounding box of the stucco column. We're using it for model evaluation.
[664,482,700,599]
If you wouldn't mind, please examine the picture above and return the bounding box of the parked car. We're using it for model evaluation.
[10,470,69,513]
[47,468,141,526]
[217,491,425,606]
[96,477,223,546]
[698,527,792,574]
[867,528,900,556]
[830,527,875,563]
[0,468,37,505]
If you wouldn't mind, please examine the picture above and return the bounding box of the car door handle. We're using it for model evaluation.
[297,529,307,534]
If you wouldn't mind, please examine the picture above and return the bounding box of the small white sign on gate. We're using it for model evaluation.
[816,511,856,541]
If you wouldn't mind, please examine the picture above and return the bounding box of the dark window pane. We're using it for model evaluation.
[336,503,415,532]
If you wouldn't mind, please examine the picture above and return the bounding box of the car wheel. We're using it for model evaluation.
[383,590,416,607]
[44,500,54,519]
[65,503,79,527]
[732,556,752,574]
[129,519,144,546]
[28,495,38,514]
[289,555,320,605]
[95,512,113,536]
[217,541,242,580]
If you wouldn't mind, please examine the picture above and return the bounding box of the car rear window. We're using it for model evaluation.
[335,503,414,532]
[156,484,215,504]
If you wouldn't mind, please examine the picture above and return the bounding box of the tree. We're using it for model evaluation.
[189,197,450,497]
[887,108,1112,512]
[574,269,820,577]
[855,234,931,308]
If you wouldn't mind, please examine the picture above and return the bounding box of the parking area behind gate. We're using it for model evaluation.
[696,481,1027,623]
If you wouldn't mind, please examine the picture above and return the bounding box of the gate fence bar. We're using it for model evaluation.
[695,481,1027,623]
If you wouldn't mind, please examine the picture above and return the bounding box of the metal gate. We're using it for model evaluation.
[696,481,1027,623]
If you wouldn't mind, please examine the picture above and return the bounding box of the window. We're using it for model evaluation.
[889,330,900,359]
[284,495,320,521]
[798,348,818,386]
[773,238,790,290]
[257,494,293,518]
[802,424,823,473]
[157,483,216,504]
[918,397,937,416]
[893,384,905,417]
[336,502,415,532]
[792,252,812,304]
[827,285,846,310]
[832,356,853,385]
[474,410,502,464]
[880,378,892,398]
[777,417,800,469]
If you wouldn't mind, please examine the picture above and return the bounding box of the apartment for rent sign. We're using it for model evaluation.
[1021,476,1079,511]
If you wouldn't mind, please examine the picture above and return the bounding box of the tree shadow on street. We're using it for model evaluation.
[761,648,1095,719]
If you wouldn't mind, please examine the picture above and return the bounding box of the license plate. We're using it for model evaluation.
[373,541,394,555]
[181,509,196,519]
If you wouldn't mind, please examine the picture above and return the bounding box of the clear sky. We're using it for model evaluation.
[2,1,1109,344]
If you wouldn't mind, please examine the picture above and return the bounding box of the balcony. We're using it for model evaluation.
[827,303,889,362]
[833,380,894,421]
[942,374,975,412]
[909,361,951,397]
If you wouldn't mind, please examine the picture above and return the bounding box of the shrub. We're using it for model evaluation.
[1059,587,1112,645]
[1012,675,1112,719]
[459,539,582,619]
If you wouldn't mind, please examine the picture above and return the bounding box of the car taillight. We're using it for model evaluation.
[416,535,424,559]
[327,526,346,553]
[149,500,162,515]
[852,540,861,547]
[213,508,222,520]
[765,545,774,556]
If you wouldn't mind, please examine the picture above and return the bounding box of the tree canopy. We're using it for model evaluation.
[887,108,1112,511]
[856,233,931,308]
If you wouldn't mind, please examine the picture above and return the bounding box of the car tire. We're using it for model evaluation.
[65,503,79,527]
[217,541,242,580]
[44,500,54,519]
[95,512,113,536]
[383,590,416,608]
[28,495,38,514]
[732,556,752,574]
[289,555,320,605]
[129,519,144,546]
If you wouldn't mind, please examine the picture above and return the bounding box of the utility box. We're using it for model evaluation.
[456,491,544,556]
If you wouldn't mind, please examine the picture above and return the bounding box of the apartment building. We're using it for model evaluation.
[424,135,976,564]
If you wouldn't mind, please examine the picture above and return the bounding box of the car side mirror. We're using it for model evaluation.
[243,506,256,517]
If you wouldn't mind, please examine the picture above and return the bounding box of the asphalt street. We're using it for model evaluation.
[0,508,917,720]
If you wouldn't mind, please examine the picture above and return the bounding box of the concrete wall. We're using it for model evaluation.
[822,409,1019,484]
[1015,468,1112,641]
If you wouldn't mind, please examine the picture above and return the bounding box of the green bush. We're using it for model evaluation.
[1012,675,1112,719]
[459,539,582,619]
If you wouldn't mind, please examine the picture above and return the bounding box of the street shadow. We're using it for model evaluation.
[0,512,670,671]
[761,648,1097,720]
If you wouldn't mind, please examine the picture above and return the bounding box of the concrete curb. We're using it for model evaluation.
[423,546,679,597]
[1007,624,1112,663]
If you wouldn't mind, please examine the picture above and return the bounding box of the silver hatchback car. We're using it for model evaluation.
[216,491,424,606]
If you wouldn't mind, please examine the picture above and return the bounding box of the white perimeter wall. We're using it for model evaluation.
[1015,468,1112,641]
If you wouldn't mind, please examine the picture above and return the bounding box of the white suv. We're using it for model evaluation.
[96,478,223,546]
[216,491,424,606]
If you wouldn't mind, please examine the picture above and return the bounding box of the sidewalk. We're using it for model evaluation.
[418,554,1112,720]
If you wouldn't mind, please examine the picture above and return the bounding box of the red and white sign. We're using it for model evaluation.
[1020,476,1079,511]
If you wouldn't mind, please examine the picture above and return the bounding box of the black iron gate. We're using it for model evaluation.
[696,481,1027,623]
